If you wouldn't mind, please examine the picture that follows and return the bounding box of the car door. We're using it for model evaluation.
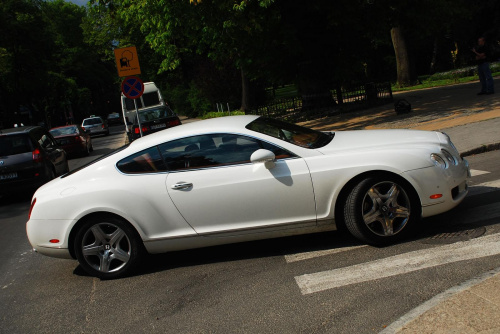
[161,134,316,235]
[33,128,66,175]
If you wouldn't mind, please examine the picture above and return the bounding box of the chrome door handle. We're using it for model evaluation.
[171,182,193,190]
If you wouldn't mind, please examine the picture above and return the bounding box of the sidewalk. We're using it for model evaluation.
[299,80,500,334]
[299,79,500,157]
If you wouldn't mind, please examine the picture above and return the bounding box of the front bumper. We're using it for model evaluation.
[403,158,470,217]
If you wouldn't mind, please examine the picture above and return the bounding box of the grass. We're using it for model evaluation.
[393,62,500,92]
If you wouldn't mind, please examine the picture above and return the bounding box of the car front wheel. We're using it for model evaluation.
[343,175,420,246]
[74,215,144,279]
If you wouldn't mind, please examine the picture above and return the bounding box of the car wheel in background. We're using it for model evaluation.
[343,175,420,246]
[74,215,144,279]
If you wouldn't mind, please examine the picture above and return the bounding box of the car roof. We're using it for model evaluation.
[0,126,40,135]
[129,115,260,150]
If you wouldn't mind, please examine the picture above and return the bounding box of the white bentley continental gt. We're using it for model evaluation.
[26,115,470,279]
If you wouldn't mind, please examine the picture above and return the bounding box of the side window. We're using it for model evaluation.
[158,134,295,172]
[33,129,55,149]
[116,147,166,174]
[259,141,294,160]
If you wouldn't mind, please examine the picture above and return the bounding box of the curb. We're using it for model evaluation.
[461,142,500,157]
[379,267,500,334]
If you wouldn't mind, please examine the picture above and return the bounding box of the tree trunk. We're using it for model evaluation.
[391,26,411,87]
[240,68,250,113]
[430,37,438,74]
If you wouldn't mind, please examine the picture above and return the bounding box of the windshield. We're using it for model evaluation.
[50,126,78,137]
[137,107,173,123]
[0,134,32,156]
[246,117,333,149]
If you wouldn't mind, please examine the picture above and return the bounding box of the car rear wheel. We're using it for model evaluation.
[343,175,420,246]
[74,215,144,279]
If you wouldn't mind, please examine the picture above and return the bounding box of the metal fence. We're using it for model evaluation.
[251,82,393,122]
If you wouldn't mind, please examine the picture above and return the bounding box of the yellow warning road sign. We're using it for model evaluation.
[114,46,141,77]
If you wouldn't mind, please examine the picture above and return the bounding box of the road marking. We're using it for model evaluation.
[470,169,490,177]
[284,245,366,263]
[285,179,500,263]
[468,179,500,196]
[295,232,500,295]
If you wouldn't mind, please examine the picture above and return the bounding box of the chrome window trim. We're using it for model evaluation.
[115,132,301,175]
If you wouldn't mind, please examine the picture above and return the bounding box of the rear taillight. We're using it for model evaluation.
[28,198,36,220]
[102,124,106,129]
[134,126,149,134]
[32,148,43,162]
[75,136,81,142]
[168,119,181,127]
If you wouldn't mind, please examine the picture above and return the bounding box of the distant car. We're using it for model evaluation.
[27,115,469,279]
[129,105,181,140]
[0,126,68,196]
[49,125,93,157]
[106,113,123,126]
[81,116,109,136]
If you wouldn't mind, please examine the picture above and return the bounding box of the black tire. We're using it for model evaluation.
[343,175,420,246]
[74,215,144,279]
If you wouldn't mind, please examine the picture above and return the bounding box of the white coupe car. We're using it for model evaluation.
[27,115,470,279]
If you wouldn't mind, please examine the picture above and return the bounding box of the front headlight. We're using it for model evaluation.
[441,149,458,165]
[441,132,461,157]
[431,153,447,169]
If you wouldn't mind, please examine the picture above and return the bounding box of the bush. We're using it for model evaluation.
[200,111,246,119]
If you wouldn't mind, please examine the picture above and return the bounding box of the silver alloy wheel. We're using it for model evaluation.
[361,181,411,237]
[80,222,131,273]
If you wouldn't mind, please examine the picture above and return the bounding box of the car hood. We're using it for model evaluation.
[317,129,443,154]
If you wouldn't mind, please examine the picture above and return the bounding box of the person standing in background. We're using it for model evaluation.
[472,37,495,95]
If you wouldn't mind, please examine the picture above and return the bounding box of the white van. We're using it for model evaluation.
[121,82,181,140]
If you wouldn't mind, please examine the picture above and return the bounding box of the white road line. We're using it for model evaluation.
[284,245,366,263]
[470,169,490,177]
[295,232,500,295]
[468,179,500,196]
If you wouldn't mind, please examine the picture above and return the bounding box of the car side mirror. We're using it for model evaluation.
[250,149,276,169]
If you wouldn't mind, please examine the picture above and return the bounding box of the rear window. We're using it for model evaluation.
[50,126,78,136]
[0,134,32,156]
[83,118,103,126]
[138,107,173,123]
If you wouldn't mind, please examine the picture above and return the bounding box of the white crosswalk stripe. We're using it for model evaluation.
[284,245,366,263]
[468,179,500,196]
[470,169,490,177]
[295,232,500,295]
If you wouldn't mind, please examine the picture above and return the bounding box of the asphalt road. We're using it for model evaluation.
[1,130,499,334]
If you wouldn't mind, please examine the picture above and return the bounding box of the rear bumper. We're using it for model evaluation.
[26,218,75,259]
[0,173,47,195]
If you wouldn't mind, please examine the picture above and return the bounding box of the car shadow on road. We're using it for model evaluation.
[119,230,363,278]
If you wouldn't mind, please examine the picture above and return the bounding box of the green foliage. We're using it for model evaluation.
[186,81,212,117]
[201,111,246,120]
